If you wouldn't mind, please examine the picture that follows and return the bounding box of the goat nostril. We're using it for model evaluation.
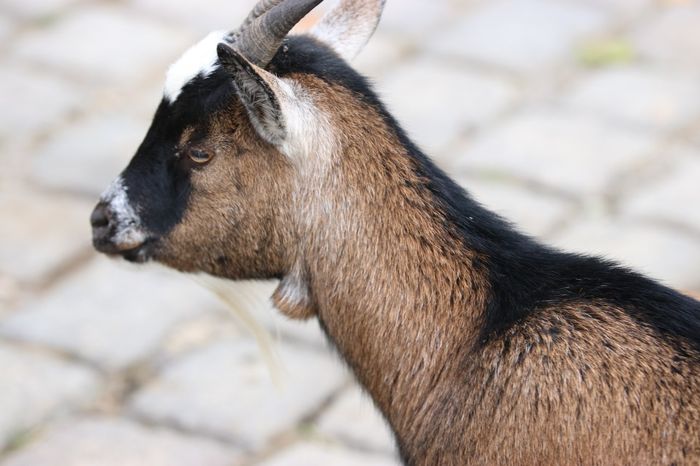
[90,204,111,229]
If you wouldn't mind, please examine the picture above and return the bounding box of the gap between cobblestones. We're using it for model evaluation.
[28,247,95,294]
[0,334,106,375]
[683,116,700,150]
[606,117,700,216]
[125,410,245,452]
[628,217,700,246]
[91,362,157,415]
[74,302,356,457]
[236,380,357,466]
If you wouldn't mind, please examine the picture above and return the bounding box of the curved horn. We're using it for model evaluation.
[235,0,324,67]
[239,0,286,30]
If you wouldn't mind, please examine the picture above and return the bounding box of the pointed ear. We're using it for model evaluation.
[311,0,386,62]
[217,42,288,146]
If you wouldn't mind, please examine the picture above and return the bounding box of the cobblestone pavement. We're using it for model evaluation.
[1,0,700,464]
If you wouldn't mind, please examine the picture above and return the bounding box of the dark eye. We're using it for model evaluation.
[188,148,213,165]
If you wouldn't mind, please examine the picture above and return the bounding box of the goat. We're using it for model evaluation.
[90,0,700,464]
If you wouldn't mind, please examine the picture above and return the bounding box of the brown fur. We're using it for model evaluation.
[280,80,700,465]
[155,103,296,280]
[143,74,700,465]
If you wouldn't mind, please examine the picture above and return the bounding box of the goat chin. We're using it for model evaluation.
[190,274,287,388]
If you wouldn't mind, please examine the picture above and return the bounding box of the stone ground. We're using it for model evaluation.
[1,0,700,464]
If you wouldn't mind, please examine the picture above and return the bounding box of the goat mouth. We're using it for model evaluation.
[119,242,154,264]
[93,238,155,264]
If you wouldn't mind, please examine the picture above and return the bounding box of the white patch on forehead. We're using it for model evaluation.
[101,176,148,248]
[164,30,228,103]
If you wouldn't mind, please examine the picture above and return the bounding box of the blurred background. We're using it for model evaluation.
[1,0,699,464]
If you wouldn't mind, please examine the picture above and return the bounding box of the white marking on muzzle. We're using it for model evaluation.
[101,176,148,248]
[164,30,228,103]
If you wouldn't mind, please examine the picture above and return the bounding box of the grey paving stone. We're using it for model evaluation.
[0,63,81,143]
[0,343,100,450]
[566,66,700,131]
[0,276,23,316]
[454,175,573,237]
[13,6,191,85]
[316,386,396,455]
[129,339,347,448]
[633,5,700,68]
[0,417,240,466]
[0,190,92,285]
[160,312,243,359]
[0,16,14,41]
[2,0,79,19]
[130,0,256,34]
[209,279,327,348]
[551,217,700,289]
[579,0,652,18]
[0,257,221,369]
[259,442,400,466]
[354,31,408,78]
[457,109,659,195]
[160,280,327,361]
[379,57,517,155]
[428,0,609,72]
[164,275,327,348]
[115,81,167,123]
[379,0,453,38]
[622,146,700,233]
[30,111,149,195]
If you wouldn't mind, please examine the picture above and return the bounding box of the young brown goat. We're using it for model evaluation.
[91,0,700,464]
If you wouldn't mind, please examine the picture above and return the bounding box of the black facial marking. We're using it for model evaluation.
[122,102,192,237]
[119,67,236,238]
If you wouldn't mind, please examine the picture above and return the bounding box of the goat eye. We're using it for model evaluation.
[188,148,213,165]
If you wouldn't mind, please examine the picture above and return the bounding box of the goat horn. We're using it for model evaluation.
[235,0,324,67]
[239,0,287,29]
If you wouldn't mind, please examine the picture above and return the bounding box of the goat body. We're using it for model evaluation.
[266,39,700,465]
[90,1,700,464]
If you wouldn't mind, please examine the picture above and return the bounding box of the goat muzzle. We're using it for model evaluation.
[90,202,149,261]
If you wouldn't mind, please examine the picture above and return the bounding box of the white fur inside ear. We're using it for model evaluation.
[233,69,289,146]
[230,63,336,162]
[311,0,386,62]
[278,79,337,163]
[221,49,336,164]
[164,30,228,103]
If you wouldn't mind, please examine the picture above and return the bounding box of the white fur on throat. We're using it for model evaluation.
[164,30,228,103]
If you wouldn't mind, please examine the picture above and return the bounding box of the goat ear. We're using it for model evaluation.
[217,43,287,146]
[311,0,386,62]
